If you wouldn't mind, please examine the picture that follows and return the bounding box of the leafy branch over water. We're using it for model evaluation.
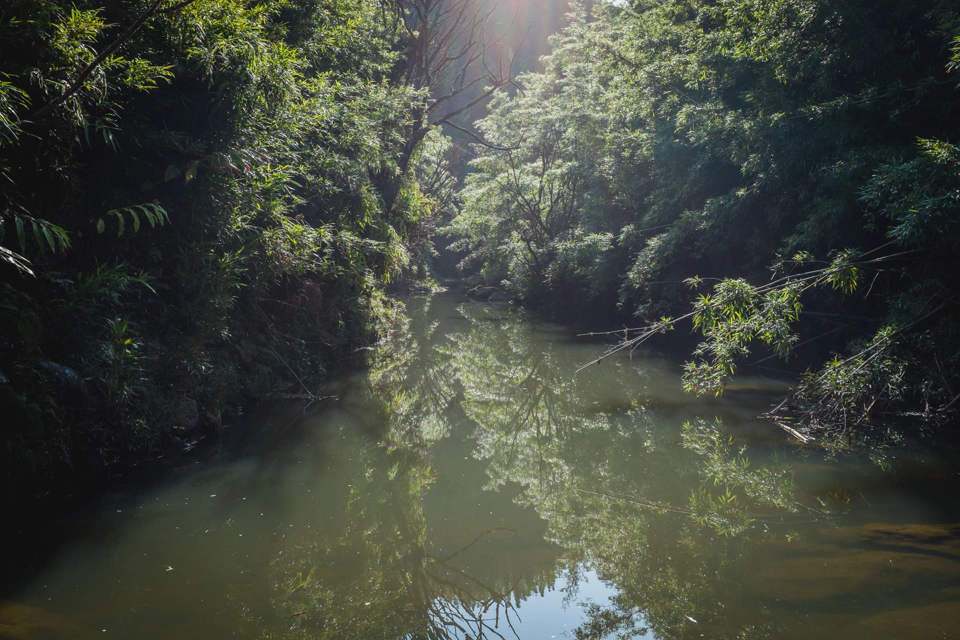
[448,0,960,449]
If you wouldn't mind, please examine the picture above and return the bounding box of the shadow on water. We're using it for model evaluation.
[3,293,960,639]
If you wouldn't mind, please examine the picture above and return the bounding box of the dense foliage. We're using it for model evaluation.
[448,0,960,443]
[0,0,463,483]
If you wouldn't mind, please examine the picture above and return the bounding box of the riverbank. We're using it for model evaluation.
[0,0,449,501]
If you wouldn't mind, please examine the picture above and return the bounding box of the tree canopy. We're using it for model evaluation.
[0,0,497,482]
[448,0,960,444]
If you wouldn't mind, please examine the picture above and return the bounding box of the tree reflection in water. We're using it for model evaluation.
[367,298,805,638]
[236,419,532,639]
[433,302,807,639]
[236,296,890,640]
[369,295,458,445]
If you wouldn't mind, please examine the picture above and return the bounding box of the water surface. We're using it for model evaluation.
[3,295,960,639]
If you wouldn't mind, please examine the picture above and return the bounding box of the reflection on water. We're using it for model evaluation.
[4,294,960,639]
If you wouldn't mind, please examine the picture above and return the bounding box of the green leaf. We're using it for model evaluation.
[15,217,25,254]
[42,225,55,252]
[32,222,43,254]
[97,218,105,234]
[184,159,199,182]
[130,209,140,232]
[164,164,180,182]
[0,245,33,275]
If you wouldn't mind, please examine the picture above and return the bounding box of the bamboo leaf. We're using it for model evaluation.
[32,221,44,254]
[42,225,55,252]
[15,217,25,254]
[0,245,33,275]
[151,203,169,225]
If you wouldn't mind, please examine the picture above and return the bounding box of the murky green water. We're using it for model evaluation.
[4,294,960,639]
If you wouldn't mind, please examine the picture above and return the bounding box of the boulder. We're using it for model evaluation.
[171,397,199,430]
[37,361,86,403]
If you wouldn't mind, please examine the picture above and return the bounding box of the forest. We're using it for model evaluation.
[1,0,959,490]
[5,2,960,638]
[450,0,960,449]
[0,0,482,486]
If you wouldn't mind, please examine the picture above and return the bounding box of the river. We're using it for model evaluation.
[3,294,960,639]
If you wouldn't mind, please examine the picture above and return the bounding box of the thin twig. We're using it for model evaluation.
[441,527,518,564]
[266,345,317,401]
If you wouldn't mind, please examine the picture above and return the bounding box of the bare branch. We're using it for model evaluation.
[442,119,522,151]
[388,0,525,175]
